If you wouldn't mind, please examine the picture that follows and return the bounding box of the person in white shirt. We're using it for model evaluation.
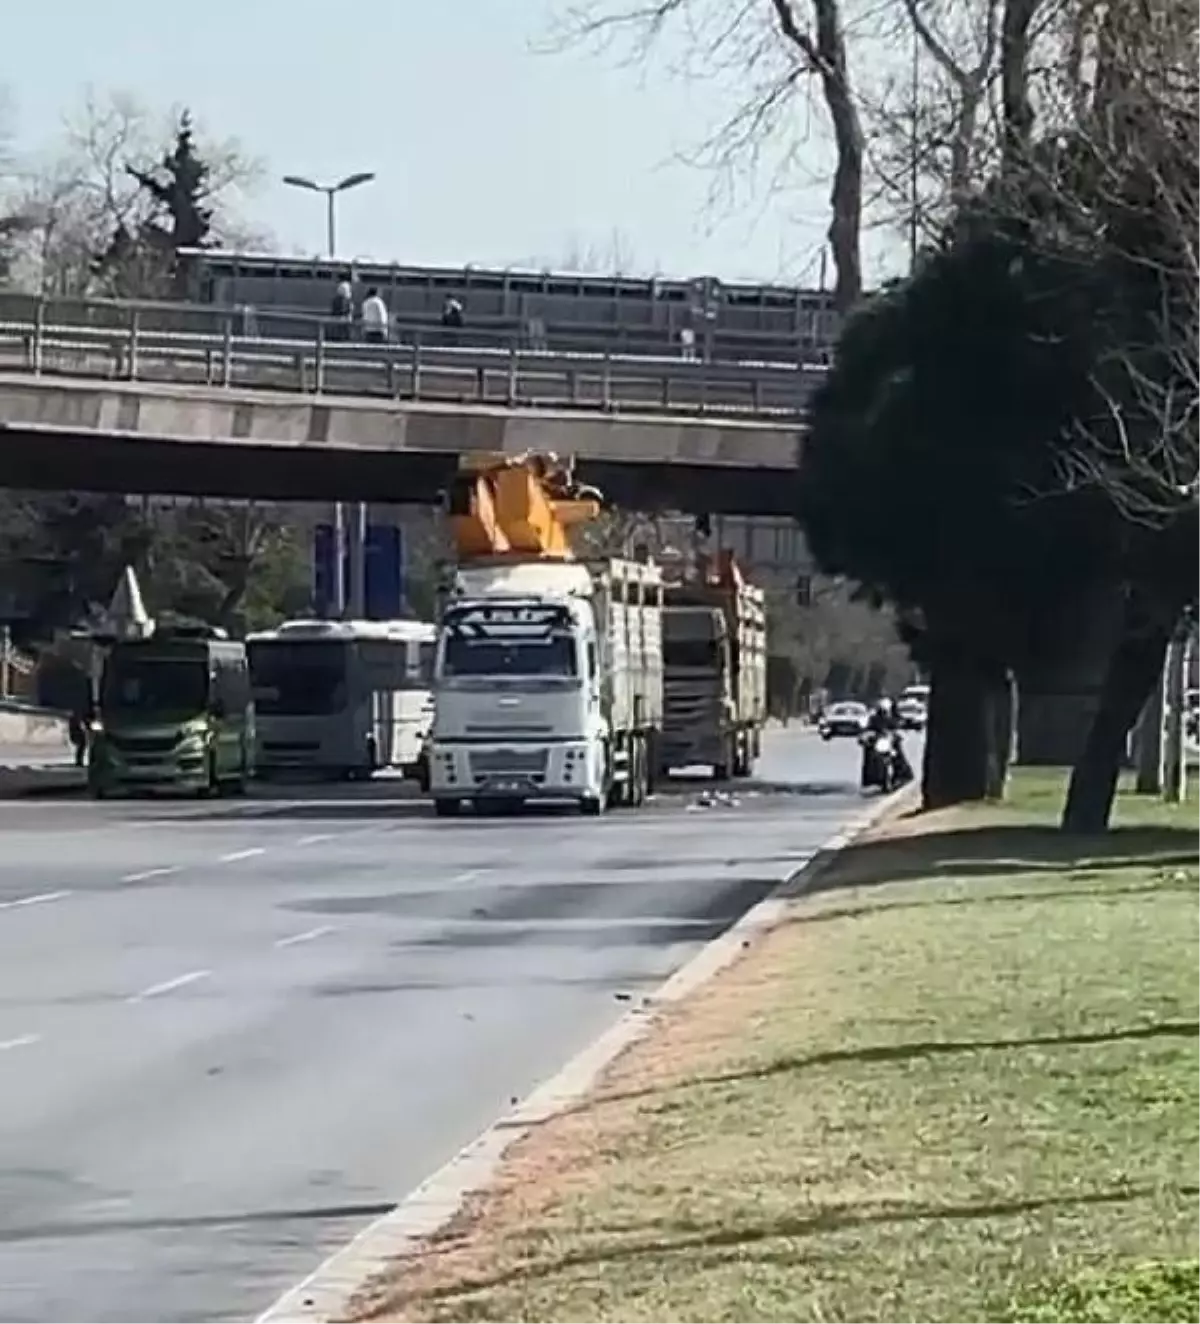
[361,287,389,344]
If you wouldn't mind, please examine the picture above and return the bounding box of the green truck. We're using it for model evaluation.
[88,627,254,798]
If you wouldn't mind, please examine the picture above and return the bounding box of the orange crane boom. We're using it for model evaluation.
[446,452,603,561]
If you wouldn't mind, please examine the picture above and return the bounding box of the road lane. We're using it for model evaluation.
[0,728,884,1323]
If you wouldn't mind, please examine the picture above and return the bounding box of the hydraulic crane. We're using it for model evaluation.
[445,451,604,561]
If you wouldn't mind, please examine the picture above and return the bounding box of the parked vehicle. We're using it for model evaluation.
[658,551,767,781]
[247,618,435,782]
[818,700,870,740]
[88,625,253,798]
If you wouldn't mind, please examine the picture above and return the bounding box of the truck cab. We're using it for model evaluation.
[428,591,609,813]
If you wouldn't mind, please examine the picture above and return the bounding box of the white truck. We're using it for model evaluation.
[427,556,664,816]
[658,552,768,780]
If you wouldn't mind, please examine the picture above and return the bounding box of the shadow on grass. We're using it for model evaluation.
[782,874,1198,929]
[796,823,1198,901]
[510,1020,1199,1129]
[411,1182,1200,1307]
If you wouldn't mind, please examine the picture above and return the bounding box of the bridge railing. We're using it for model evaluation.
[0,293,823,418]
[0,289,833,365]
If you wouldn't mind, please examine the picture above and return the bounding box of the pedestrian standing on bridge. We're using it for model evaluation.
[441,294,464,348]
[361,286,390,344]
[329,280,353,342]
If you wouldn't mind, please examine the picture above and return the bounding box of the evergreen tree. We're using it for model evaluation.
[93,110,214,296]
[127,110,213,252]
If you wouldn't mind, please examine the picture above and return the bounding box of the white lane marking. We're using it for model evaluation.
[219,848,265,863]
[121,866,179,884]
[297,833,335,846]
[128,969,211,1003]
[0,1034,40,1052]
[274,924,337,950]
[0,890,72,912]
[453,869,482,883]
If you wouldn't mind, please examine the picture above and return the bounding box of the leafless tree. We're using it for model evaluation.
[549,0,864,309]
[6,88,266,296]
[553,227,646,275]
[1033,0,1200,525]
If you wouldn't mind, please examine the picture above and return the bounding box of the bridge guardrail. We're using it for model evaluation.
[0,289,833,367]
[0,305,821,417]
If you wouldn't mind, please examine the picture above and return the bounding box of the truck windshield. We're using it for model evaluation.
[664,639,720,668]
[442,634,577,678]
[101,653,209,717]
[249,642,348,715]
[440,603,579,678]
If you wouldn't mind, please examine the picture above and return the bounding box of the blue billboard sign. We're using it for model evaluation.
[313,522,406,619]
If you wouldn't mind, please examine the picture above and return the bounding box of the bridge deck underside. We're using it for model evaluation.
[0,427,798,517]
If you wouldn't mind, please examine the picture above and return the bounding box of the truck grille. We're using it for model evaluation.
[109,733,177,755]
[469,748,548,779]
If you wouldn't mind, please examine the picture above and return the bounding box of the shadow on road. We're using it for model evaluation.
[283,874,779,949]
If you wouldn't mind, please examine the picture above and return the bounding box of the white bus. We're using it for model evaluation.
[247,619,435,781]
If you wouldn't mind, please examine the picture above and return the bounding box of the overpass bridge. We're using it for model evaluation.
[0,295,816,516]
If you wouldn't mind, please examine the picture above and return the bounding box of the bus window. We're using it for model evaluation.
[418,641,436,682]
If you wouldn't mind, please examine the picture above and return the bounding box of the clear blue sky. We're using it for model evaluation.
[4,0,890,285]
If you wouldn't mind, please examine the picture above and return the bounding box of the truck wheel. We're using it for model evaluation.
[712,741,732,782]
[433,798,461,818]
[580,794,604,817]
[627,741,646,799]
[627,737,645,807]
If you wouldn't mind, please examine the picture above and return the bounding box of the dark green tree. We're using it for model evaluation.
[0,492,151,643]
[795,218,1119,810]
[127,110,213,252]
[93,110,214,297]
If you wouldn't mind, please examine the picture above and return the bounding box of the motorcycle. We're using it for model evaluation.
[860,730,911,793]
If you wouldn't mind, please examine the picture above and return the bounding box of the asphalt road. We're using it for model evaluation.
[0,727,891,1323]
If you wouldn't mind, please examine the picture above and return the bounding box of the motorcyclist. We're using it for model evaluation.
[863,698,913,785]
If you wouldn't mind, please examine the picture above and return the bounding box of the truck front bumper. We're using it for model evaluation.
[428,740,603,802]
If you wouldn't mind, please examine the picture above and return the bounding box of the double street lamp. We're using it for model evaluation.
[282,171,376,258]
[281,170,377,619]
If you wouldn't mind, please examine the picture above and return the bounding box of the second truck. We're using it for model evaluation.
[658,550,767,781]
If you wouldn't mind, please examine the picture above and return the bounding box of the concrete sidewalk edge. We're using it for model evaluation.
[255,781,919,1324]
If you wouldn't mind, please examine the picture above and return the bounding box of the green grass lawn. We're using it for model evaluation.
[363,770,1199,1324]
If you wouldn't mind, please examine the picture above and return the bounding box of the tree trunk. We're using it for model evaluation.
[922,657,997,809]
[999,0,1037,172]
[770,0,864,312]
[984,668,1016,799]
[814,0,864,313]
[1061,621,1171,833]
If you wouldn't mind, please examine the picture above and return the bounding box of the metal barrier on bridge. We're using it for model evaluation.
[0,292,821,420]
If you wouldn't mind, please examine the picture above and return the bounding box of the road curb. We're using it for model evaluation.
[255,781,918,1324]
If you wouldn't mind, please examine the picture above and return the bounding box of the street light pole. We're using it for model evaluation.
[282,171,376,620]
[282,171,376,260]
